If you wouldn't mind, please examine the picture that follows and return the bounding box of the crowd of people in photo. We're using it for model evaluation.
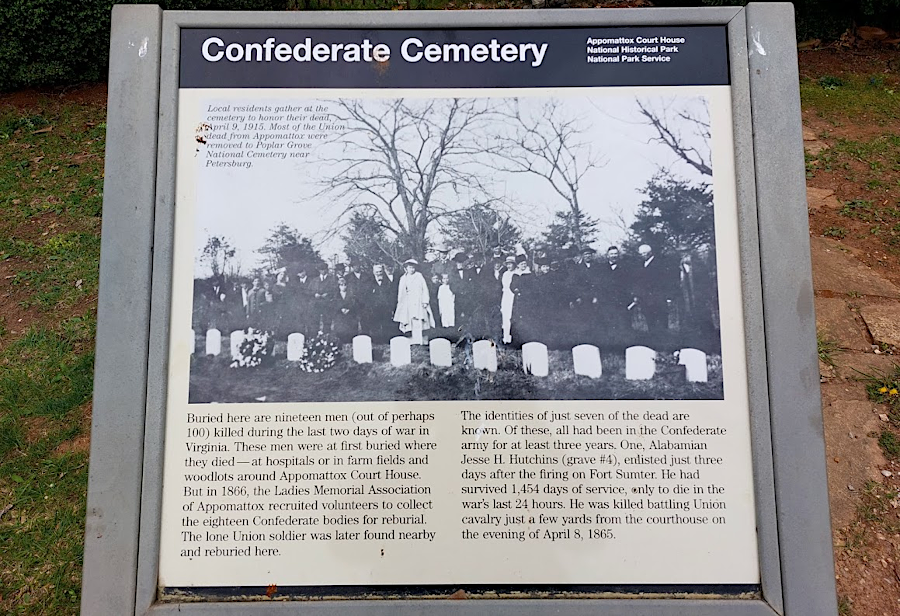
[194,241,719,353]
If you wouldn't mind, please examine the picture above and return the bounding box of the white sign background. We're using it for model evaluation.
[158,86,759,588]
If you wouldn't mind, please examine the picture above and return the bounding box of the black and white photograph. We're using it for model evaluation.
[187,93,726,403]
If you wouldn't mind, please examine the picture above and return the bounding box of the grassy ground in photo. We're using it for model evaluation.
[189,343,723,403]
[0,87,105,615]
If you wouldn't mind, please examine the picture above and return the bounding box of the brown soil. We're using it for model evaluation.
[55,402,92,456]
[0,259,41,346]
[799,48,900,83]
[0,84,104,354]
[801,48,900,290]
[0,83,108,111]
[802,48,900,616]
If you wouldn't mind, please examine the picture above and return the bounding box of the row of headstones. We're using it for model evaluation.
[196,328,708,382]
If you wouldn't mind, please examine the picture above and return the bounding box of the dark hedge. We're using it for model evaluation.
[692,0,900,41]
[0,1,291,92]
[1,0,898,92]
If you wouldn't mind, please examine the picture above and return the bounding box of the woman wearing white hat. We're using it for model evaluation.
[500,255,517,344]
[393,259,435,344]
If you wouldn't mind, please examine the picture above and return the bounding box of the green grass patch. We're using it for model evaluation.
[856,363,900,425]
[817,332,840,366]
[6,232,101,311]
[838,595,852,616]
[0,102,105,316]
[0,94,106,615]
[822,226,847,239]
[0,317,94,614]
[879,430,900,460]
[800,73,900,123]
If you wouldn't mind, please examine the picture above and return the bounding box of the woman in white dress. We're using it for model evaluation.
[393,259,435,344]
[437,273,456,328]
[500,256,517,344]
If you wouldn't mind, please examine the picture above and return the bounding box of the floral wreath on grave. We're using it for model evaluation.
[296,331,341,373]
[230,328,274,368]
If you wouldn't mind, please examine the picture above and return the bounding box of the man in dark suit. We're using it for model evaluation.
[429,243,453,278]
[570,247,601,344]
[285,268,315,336]
[309,262,337,334]
[449,252,473,330]
[345,257,372,295]
[633,244,673,339]
[598,246,634,348]
[365,263,397,342]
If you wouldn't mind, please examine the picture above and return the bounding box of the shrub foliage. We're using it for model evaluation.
[1,0,899,90]
[0,1,291,92]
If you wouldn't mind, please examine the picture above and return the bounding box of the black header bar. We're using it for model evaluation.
[180,26,729,89]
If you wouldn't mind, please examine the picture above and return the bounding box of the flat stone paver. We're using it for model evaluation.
[815,297,871,351]
[803,126,828,155]
[820,395,886,529]
[859,304,900,349]
[832,351,898,381]
[810,236,900,298]
[807,187,842,210]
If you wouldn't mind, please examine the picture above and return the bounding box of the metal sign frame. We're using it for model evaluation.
[81,4,836,615]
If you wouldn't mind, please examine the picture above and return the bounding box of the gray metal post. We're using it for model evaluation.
[746,3,838,615]
[81,5,162,616]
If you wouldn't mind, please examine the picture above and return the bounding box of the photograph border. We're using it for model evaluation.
[183,87,729,405]
[80,4,834,616]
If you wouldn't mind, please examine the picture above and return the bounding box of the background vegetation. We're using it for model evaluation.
[2,0,899,91]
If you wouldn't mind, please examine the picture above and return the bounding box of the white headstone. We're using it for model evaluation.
[522,342,549,377]
[679,348,708,383]
[205,328,221,356]
[390,336,411,367]
[353,335,373,364]
[287,333,305,361]
[473,340,497,372]
[572,344,602,378]
[230,330,246,360]
[626,346,657,380]
[190,328,196,355]
[429,338,452,367]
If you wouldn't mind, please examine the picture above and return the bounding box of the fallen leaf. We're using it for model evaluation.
[32,126,53,135]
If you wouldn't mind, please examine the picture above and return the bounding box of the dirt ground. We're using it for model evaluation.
[800,46,900,615]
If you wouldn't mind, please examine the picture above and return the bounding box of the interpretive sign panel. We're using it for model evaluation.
[82,5,837,616]
[164,23,758,590]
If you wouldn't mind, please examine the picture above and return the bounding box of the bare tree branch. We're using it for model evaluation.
[635,97,712,177]
[481,98,606,247]
[312,98,498,260]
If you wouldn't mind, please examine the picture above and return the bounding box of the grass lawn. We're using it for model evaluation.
[0,89,105,615]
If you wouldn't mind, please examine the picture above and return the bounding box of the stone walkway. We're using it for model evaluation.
[804,122,899,530]
[811,215,900,531]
